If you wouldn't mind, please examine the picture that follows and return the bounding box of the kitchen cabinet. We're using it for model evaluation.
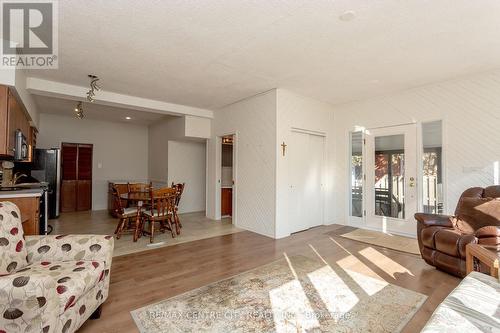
[0,196,40,235]
[0,85,34,160]
[221,187,232,216]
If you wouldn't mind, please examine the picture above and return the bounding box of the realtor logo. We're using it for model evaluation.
[1,0,58,68]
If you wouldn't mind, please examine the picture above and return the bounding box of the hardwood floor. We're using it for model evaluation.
[79,225,460,333]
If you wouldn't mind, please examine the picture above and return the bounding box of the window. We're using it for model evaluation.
[422,121,444,214]
[350,132,363,217]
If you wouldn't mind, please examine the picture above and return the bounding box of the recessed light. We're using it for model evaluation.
[339,10,356,22]
[125,116,132,120]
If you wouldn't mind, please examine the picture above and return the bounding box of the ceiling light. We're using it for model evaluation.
[74,101,84,119]
[339,10,356,22]
[86,74,101,102]
[125,116,132,120]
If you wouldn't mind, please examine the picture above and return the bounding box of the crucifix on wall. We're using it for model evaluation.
[281,141,287,156]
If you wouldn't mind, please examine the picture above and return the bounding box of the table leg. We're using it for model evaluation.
[466,248,474,275]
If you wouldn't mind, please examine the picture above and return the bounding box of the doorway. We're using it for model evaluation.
[60,143,93,212]
[220,135,234,219]
[288,130,325,233]
[364,124,417,236]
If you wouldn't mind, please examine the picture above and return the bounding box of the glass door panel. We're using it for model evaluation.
[374,134,405,219]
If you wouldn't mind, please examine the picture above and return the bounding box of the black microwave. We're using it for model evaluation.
[14,129,28,161]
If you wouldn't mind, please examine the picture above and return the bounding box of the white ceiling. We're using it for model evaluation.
[28,0,500,110]
[34,95,170,125]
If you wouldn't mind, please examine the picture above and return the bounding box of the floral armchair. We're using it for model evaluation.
[0,201,114,333]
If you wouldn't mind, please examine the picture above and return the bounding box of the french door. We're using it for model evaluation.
[364,124,417,236]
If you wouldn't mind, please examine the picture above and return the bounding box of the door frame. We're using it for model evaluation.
[214,132,238,226]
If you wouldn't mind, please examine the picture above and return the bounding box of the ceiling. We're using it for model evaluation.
[28,0,500,110]
[34,95,170,125]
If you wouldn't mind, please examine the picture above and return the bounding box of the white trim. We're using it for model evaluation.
[26,77,214,119]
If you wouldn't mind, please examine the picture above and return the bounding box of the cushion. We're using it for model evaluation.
[122,207,138,217]
[0,201,28,275]
[455,198,500,233]
[143,209,173,218]
[10,260,106,315]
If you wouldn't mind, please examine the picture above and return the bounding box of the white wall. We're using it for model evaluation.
[275,89,335,238]
[333,70,500,225]
[37,113,149,210]
[167,141,206,213]
[148,116,208,213]
[207,90,277,238]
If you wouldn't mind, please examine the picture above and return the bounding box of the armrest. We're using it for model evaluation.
[475,226,500,245]
[414,213,454,228]
[0,272,58,330]
[25,235,114,269]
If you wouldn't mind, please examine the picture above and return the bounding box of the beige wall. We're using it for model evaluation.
[37,113,149,210]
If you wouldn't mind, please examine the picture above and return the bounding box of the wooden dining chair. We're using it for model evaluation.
[171,182,185,230]
[142,187,177,243]
[112,185,141,240]
[127,182,152,209]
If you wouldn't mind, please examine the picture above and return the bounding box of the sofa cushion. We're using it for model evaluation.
[455,198,500,233]
[421,226,443,249]
[0,202,28,275]
[421,271,500,332]
[11,260,106,315]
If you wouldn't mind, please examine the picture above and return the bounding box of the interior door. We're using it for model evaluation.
[365,124,417,236]
[289,131,325,233]
[76,144,92,211]
[61,143,92,212]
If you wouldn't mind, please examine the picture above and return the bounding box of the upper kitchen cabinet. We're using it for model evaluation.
[0,85,36,161]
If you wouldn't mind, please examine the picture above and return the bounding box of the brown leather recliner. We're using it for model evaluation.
[416,186,500,277]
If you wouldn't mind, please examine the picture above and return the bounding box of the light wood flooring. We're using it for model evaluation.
[51,210,241,256]
[69,222,460,333]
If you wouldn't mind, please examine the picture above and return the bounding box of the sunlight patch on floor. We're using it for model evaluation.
[336,255,388,296]
[358,247,414,278]
[269,279,320,333]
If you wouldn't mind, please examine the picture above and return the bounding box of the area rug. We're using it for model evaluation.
[131,255,427,332]
[337,229,420,255]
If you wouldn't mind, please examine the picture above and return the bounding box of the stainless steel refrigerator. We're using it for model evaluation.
[31,148,61,219]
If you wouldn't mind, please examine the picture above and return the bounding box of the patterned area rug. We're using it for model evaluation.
[337,229,420,255]
[131,255,426,332]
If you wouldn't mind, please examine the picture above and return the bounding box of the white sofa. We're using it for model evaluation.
[421,271,500,332]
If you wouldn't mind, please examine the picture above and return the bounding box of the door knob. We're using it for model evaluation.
[409,177,415,188]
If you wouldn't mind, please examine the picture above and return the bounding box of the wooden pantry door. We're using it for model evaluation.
[61,143,93,212]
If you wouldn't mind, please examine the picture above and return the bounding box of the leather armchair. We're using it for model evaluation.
[416,186,500,277]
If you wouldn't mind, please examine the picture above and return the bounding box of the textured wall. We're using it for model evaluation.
[333,70,500,225]
[167,140,206,213]
[207,90,277,238]
[275,89,335,238]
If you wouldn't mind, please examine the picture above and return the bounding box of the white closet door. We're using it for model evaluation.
[289,131,325,233]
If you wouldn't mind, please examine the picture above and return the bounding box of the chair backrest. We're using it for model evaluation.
[454,186,500,232]
[171,182,185,206]
[128,182,152,194]
[149,187,176,219]
[111,185,125,216]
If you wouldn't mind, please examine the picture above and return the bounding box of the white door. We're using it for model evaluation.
[289,131,325,233]
[365,124,417,236]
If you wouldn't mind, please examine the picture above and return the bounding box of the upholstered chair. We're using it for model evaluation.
[0,201,114,333]
[416,186,500,277]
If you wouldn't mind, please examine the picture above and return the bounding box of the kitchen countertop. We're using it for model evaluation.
[0,188,43,198]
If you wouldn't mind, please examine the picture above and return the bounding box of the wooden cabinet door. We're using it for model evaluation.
[0,86,8,155]
[221,188,232,216]
[7,91,20,156]
[2,197,40,235]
